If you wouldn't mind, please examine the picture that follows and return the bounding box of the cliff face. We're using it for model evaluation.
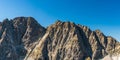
[0,17,119,60]
[0,17,45,60]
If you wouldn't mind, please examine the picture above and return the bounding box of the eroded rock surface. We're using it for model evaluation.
[0,17,119,60]
[0,17,45,60]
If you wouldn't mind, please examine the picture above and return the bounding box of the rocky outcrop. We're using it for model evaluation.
[0,17,119,60]
[0,17,45,60]
[25,20,119,60]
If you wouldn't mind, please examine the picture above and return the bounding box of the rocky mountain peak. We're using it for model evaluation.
[0,17,119,60]
[94,29,102,34]
[54,20,75,27]
[0,17,46,60]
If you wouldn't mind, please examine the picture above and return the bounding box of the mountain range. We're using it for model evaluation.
[0,17,119,60]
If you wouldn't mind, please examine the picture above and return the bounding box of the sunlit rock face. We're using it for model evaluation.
[0,17,119,60]
[101,55,120,60]
[102,45,120,60]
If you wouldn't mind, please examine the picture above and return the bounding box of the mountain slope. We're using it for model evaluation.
[0,17,45,60]
[0,17,119,60]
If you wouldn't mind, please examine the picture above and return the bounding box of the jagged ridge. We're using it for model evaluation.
[0,17,119,60]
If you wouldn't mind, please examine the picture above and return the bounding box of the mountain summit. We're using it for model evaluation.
[0,17,119,60]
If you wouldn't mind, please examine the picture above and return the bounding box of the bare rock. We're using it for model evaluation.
[0,17,45,60]
[0,18,119,60]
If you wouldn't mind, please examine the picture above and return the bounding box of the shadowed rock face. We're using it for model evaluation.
[0,17,119,60]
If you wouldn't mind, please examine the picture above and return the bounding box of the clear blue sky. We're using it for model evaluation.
[0,0,120,41]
